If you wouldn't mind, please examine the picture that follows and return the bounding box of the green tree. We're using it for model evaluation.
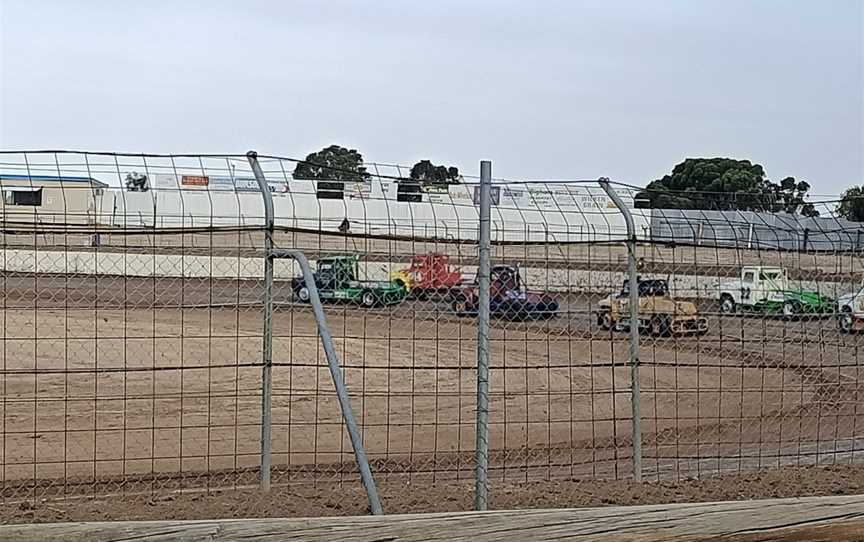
[293,145,370,199]
[763,177,818,217]
[124,172,149,192]
[837,186,864,222]
[409,160,460,185]
[636,158,818,216]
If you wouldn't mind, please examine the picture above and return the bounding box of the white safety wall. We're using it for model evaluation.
[98,177,651,242]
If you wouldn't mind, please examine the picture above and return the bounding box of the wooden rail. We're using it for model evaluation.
[3,494,864,541]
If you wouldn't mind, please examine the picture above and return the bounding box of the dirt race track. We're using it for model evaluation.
[1,274,863,501]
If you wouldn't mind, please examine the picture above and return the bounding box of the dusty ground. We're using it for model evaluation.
[4,464,864,523]
[0,274,862,512]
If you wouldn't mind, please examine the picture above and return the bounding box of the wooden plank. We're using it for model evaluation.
[3,494,864,541]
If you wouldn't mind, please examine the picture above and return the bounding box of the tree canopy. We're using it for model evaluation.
[293,145,370,182]
[293,145,370,199]
[635,158,818,217]
[124,172,149,192]
[837,186,864,222]
[409,160,460,185]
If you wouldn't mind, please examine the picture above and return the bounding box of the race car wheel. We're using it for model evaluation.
[839,308,854,334]
[657,315,673,337]
[361,291,377,308]
[783,301,800,319]
[597,311,613,330]
[720,295,736,314]
[296,286,311,303]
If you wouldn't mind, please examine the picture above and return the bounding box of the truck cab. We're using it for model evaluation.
[597,278,707,335]
[451,264,558,320]
[838,282,864,333]
[719,266,833,317]
[292,255,360,300]
[290,255,406,307]
[390,253,464,297]
[719,266,788,314]
[314,256,359,291]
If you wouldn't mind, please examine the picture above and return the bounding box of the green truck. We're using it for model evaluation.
[291,255,407,307]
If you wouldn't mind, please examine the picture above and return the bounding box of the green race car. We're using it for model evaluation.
[718,266,834,317]
[291,255,406,307]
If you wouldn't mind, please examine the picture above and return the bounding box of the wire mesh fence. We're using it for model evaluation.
[0,150,862,514]
[648,208,864,251]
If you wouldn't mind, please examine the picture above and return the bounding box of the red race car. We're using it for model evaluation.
[391,253,467,299]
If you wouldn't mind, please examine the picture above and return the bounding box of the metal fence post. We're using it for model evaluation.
[268,248,384,515]
[599,178,642,482]
[247,151,273,491]
[475,160,492,510]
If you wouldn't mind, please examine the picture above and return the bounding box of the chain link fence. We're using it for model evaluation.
[649,208,864,251]
[0,150,861,514]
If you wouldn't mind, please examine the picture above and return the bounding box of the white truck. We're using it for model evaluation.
[837,283,864,333]
[718,266,834,317]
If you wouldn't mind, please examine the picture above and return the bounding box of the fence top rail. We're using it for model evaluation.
[3,494,864,541]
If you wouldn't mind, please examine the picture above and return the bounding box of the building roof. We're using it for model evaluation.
[0,174,108,187]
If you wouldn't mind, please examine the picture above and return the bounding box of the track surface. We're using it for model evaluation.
[0,274,862,497]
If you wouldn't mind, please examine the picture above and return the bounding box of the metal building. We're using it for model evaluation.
[0,174,108,224]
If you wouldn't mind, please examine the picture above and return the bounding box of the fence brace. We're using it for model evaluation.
[248,152,275,491]
[599,178,642,482]
[247,152,383,515]
[474,160,492,510]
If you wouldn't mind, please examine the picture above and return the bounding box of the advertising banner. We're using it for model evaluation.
[346,181,372,199]
[151,174,180,190]
[422,184,451,204]
[209,176,287,193]
[181,175,209,187]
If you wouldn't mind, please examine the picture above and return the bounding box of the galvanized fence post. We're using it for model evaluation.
[599,178,642,482]
[269,248,384,515]
[475,160,492,510]
[248,152,382,514]
[247,151,274,491]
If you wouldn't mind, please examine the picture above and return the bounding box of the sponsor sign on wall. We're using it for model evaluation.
[151,174,180,189]
[182,175,209,187]
[422,184,453,204]
[142,174,288,193]
[208,176,288,193]
[346,182,372,199]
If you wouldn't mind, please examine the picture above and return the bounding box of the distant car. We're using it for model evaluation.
[838,282,864,333]
[390,253,467,299]
[718,266,834,317]
[596,278,708,336]
[450,264,558,321]
[291,254,406,308]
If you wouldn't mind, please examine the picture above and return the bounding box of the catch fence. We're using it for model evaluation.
[649,208,864,251]
[0,150,861,514]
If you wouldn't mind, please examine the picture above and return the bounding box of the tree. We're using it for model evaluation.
[763,177,818,217]
[124,172,149,192]
[396,160,461,202]
[409,160,460,185]
[293,145,370,199]
[837,186,864,222]
[635,158,818,216]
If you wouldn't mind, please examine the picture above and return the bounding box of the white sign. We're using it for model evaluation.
[151,174,180,190]
[345,182,372,199]
[209,176,288,193]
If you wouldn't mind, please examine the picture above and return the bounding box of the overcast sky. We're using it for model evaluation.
[0,0,862,194]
